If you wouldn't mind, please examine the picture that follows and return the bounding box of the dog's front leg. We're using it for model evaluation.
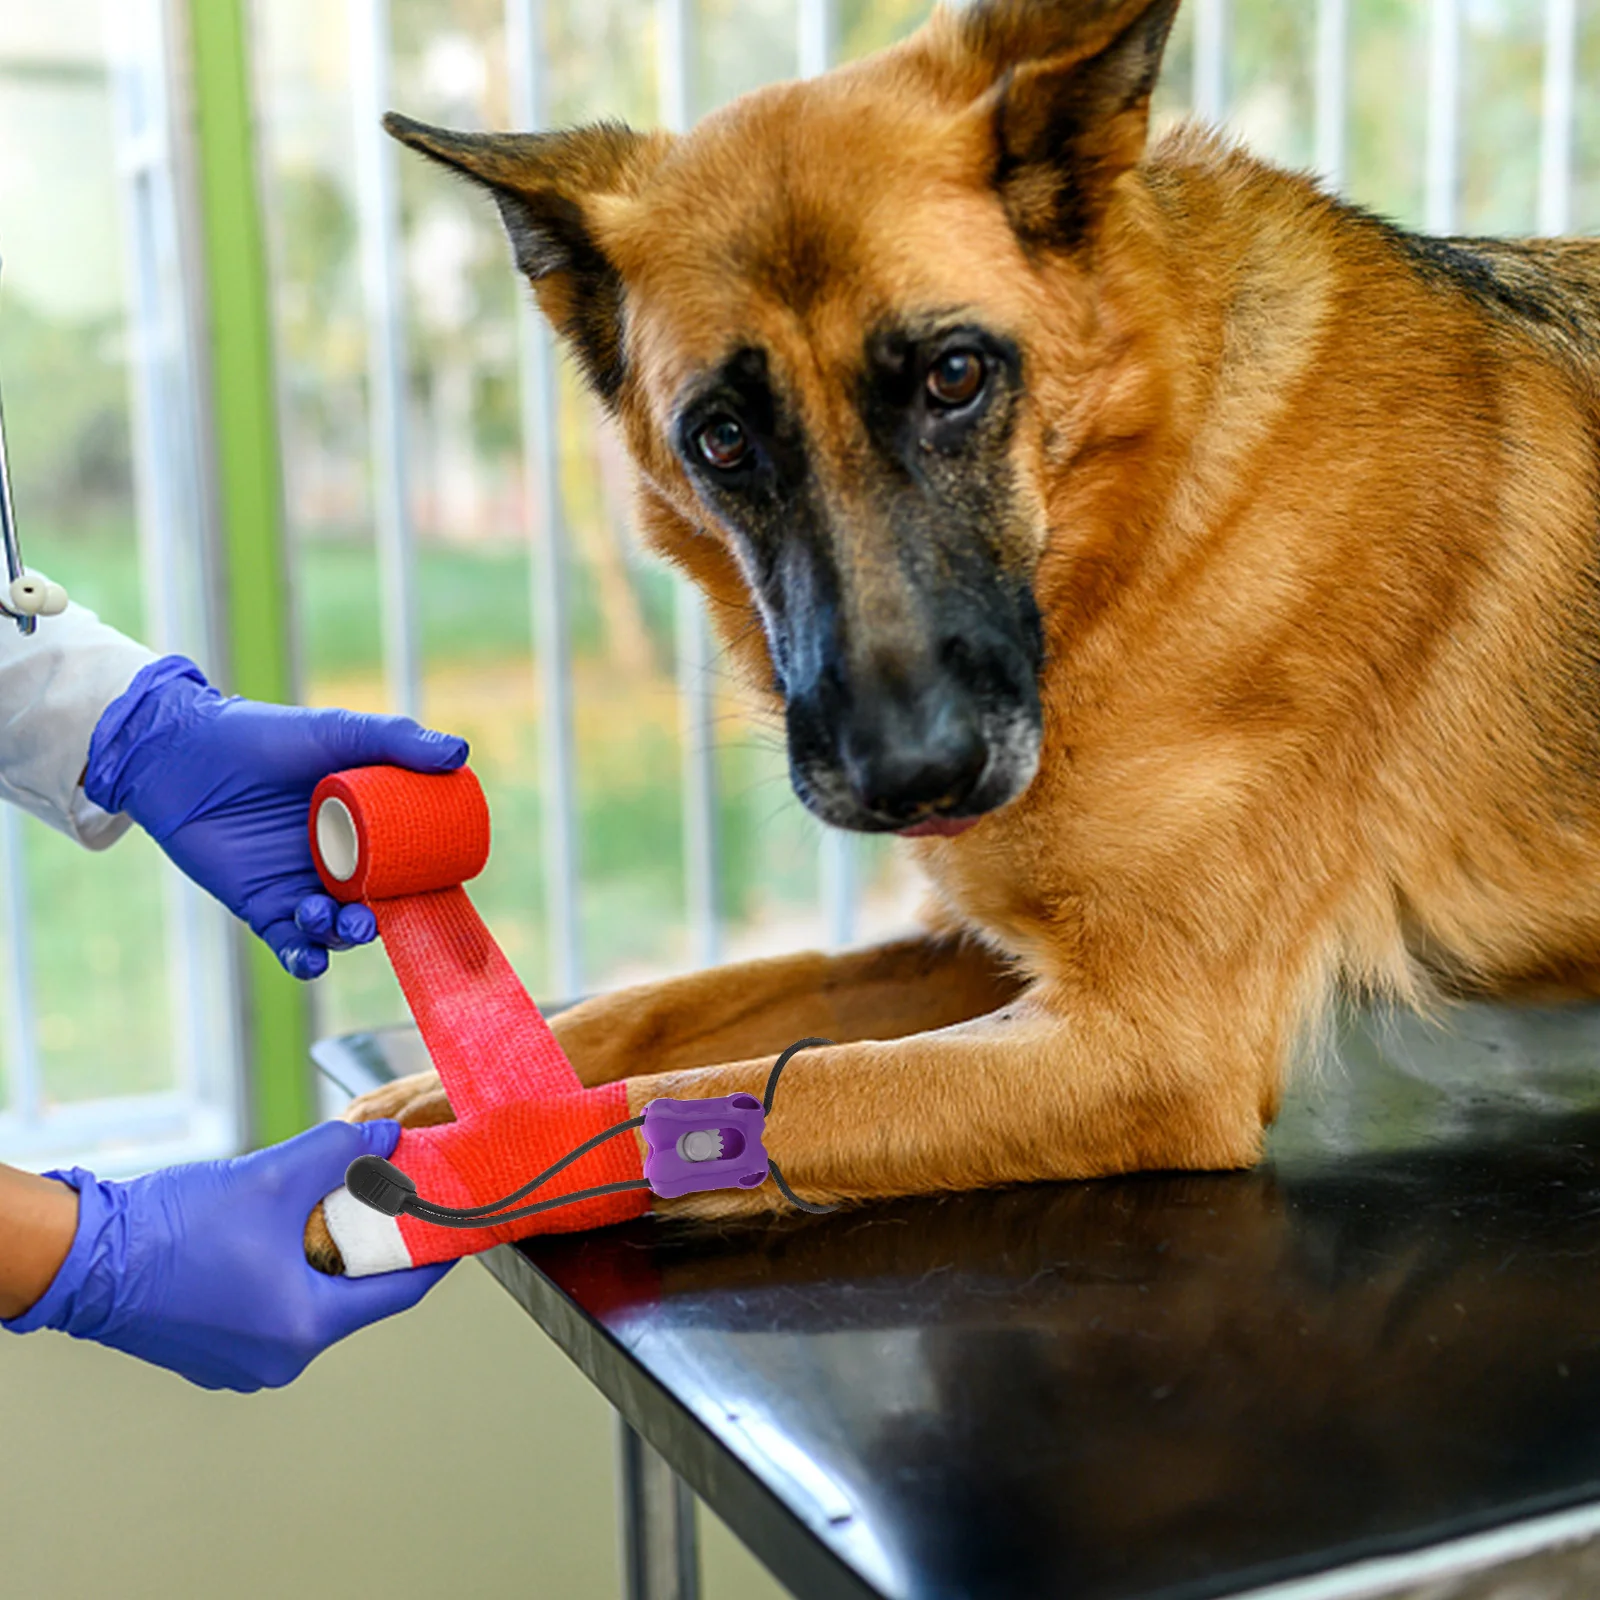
[553,930,1027,1085]
[305,933,1028,1267]
[306,970,1282,1270]
[336,931,1025,1129]
[623,983,1282,1217]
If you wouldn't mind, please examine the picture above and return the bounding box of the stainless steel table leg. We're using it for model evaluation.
[617,1416,701,1600]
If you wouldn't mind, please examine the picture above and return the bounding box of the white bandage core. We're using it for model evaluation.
[316,798,360,882]
[323,1184,411,1277]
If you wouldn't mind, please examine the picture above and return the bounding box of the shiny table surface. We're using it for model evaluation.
[317,1003,1600,1600]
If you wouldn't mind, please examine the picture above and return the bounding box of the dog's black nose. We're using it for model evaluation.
[840,691,988,823]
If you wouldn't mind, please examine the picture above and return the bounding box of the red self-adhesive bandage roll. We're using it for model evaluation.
[313,765,489,901]
[309,766,650,1276]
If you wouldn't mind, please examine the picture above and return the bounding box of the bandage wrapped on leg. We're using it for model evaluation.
[325,1082,649,1275]
[310,766,649,1277]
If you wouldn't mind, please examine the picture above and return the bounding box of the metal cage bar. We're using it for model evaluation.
[0,808,40,1125]
[507,0,584,999]
[0,268,39,1130]
[675,575,721,969]
[1192,0,1230,125]
[1314,0,1349,193]
[1425,0,1461,236]
[1539,0,1578,238]
[351,0,421,720]
[798,0,838,80]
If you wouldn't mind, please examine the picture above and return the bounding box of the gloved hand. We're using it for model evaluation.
[1,1120,450,1392]
[84,656,468,978]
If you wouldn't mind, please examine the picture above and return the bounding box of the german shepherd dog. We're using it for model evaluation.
[309,0,1600,1269]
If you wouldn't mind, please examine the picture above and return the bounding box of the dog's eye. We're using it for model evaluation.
[694,416,751,471]
[926,350,986,409]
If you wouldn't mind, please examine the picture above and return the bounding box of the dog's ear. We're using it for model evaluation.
[952,0,1181,249]
[384,113,668,401]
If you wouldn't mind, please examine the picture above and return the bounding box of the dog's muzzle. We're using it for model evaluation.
[786,647,1043,835]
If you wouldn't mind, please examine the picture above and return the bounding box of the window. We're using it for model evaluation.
[0,0,240,1174]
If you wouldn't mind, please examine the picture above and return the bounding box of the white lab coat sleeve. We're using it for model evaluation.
[0,598,158,850]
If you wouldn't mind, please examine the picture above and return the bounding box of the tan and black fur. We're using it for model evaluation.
[309,0,1600,1270]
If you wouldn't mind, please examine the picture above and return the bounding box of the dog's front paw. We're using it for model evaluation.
[306,1071,455,1276]
[341,1068,457,1129]
[305,1201,344,1276]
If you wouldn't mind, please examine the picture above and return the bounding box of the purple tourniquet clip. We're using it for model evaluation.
[641,1093,770,1199]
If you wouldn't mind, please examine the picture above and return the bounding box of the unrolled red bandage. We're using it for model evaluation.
[311,765,649,1277]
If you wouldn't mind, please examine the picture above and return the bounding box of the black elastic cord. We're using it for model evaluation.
[397,1037,841,1227]
[404,1114,645,1221]
[764,1036,833,1114]
[767,1158,835,1215]
[406,1178,652,1229]
[762,1037,838,1214]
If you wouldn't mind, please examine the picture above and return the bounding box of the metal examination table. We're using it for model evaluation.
[316,1000,1600,1600]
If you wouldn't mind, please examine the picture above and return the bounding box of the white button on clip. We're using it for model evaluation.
[677,1129,724,1164]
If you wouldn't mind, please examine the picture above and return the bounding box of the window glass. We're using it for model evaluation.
[0,0,237,1165]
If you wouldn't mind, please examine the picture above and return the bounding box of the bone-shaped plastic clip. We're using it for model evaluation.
[641,1093,770,1198]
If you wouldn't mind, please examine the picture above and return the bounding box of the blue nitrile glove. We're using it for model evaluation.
[1,1120,450,1392]
[84,656,469,979]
